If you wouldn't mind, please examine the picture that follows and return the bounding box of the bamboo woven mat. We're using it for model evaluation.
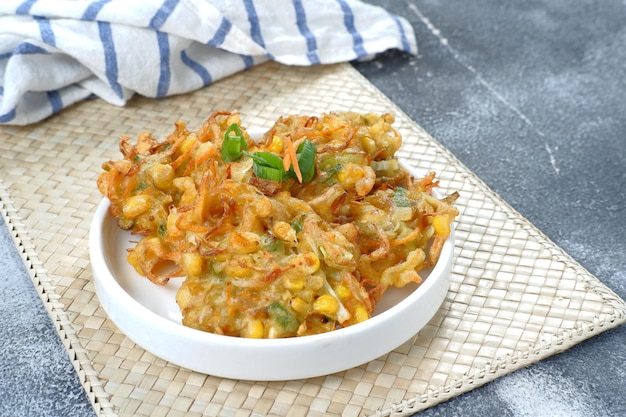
[1,61,625,417]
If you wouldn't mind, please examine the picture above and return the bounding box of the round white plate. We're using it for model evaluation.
[89,163,454,381]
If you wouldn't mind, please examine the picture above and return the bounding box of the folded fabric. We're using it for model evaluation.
[0,0,417,126]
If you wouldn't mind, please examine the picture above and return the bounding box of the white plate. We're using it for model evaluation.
[89,163,454,381]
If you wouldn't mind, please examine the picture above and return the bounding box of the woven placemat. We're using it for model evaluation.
[1,61,624,417]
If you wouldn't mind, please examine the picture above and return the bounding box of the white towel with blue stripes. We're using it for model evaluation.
[0,0,416,125]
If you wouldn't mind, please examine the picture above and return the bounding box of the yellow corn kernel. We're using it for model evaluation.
[181,252,203,276]
[382,113,395,124]
[354,305,369,323]
[254,196,273,218]
[148,163,175,190]
[360,135,377,155]
[122,195,151,218]
[269,135,284,153]
[301,252,320,274]
[368,120,384,137]
[266,325,281,339]
[432,215,450,235]
[362,113,380,126]
[337,163,365,187]
[284,276,304,291]
[334,285,351,299]
[313,294,339,316]
[273,221,296,242]
[179,134,197,154]
[245,320,264,338]
[291,297,309,314]
[224,259,252,277]
[214,252,229,262]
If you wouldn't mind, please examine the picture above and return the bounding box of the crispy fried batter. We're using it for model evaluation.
[97,111,459,338]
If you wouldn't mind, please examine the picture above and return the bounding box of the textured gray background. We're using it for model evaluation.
[0,217,94,417]
[355,1,626,416]
[1,1,624,416]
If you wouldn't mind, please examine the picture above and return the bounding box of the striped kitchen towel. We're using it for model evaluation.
[0,0,417,125]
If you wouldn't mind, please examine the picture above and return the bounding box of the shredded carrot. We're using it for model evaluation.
[283,136,303,183]
[171,141,195,169]
[282,146,291,172]
[194,145,216,166]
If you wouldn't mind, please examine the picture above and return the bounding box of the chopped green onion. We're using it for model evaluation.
[263,235,283,252]
[253,164,286,182]
[221,123,247,162]
[134,181,149,192]
[267,302,299,332]
[290,217,304,233]
[318,152,367,171]
[222,135,317,184]
[243,151,286,182]
[392,187,412,207]
[244,151,283,169]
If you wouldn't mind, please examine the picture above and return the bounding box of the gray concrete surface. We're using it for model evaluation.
[0,215,94,417]
[1,1,624,416]
[354,1,626,416]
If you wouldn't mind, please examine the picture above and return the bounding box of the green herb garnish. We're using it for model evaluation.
[221,123,247,162]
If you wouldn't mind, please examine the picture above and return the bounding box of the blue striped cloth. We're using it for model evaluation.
[0,0,416,125]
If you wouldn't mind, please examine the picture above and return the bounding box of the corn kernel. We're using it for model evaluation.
[368,121,384,137]
[334,285,351,299]
[313,294,339,316]
[269,135,284,153]
[149,163,175,190]
[213,251,229,262]
[267,325,281,339]
[273,221,296,242]
[354,305,369,323]
[245,320,264,338]
[181,252,203,276]
[291,297,309,314]
[224,259,252,277]
[284,276,304,291]
[362,113,380,126]
[179,135,197,154]
[337,163,365,187]
[122,195,151,218]
[432,215,450,235]
[301,252,320,274]
[360,135,377,155]
[255,197,273,218]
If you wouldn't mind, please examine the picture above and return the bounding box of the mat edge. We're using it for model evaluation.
[0,179,118,417]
